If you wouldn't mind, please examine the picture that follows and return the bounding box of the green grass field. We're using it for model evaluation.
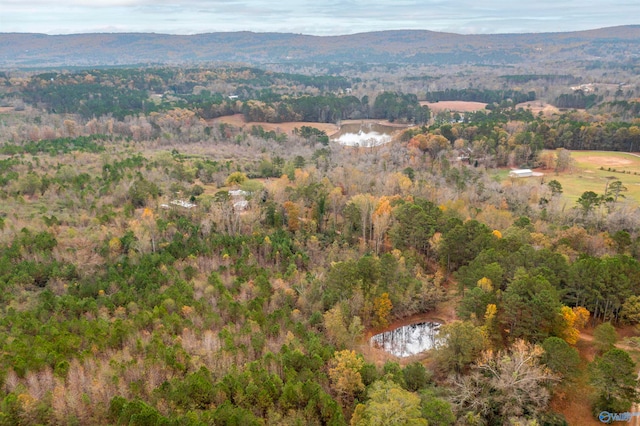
[550,151,640,204]
[492,151,640,205]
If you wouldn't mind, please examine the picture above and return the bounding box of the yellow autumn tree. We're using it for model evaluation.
[324,305,349,348]
[351,380,427,426]
[283,201,300,232]
[572,306,590,330]
[385,172,412,195]
[225,171,247,187]
[372,197,392,255]
[557,306,583,345]
[484,303,497,322]
[372,292,393,329]
[483,303,502,347]
[329,350,365,407]
[141,207,157,253]
[425,134,451,159]
[477,277,493,292]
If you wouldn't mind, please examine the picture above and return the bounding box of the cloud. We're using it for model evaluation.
[2,0,639,35]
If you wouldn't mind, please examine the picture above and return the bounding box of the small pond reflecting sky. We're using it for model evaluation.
[332,122,398,147]
[370,322,442,357]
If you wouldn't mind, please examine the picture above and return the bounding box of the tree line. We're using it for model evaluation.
[425,88,535,105]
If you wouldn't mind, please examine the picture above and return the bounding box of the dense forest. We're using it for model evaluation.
[0,60,639,425]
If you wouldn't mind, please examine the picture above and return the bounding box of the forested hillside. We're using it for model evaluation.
[2,26,640,67]
[0,58,640,425]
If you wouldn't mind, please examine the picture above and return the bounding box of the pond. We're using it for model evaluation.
[331,122,399,147]
[370,321,442,357]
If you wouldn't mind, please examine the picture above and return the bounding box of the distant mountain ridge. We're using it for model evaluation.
[1,26,639,68]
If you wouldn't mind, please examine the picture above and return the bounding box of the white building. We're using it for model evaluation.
[509,169,533,178]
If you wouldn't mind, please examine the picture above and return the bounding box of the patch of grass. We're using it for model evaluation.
[532,151,640,205]
[491,169,510,181]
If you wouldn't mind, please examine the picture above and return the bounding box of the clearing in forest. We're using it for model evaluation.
[544,150,640,203]
[210,113,340,136]
[515,101,561,115]
[210,115,409,138]
[420,101,487,112]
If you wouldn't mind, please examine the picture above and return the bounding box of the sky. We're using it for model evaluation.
[1,0,639,36]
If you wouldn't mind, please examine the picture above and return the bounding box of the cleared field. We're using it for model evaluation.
[209,115,409,138]
[210,113,340,135]
[515,101,561,116]
[420,101,487,112]
[543,151,640,203]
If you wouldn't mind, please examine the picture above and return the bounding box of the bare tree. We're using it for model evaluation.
[450,340,558,424]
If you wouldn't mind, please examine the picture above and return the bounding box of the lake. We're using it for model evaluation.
[332,122,400,147]
[370,321,442,357]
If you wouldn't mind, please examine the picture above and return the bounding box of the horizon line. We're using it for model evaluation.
[2,24,639,38]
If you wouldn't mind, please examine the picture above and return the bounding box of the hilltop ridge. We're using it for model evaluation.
[1,25,639,68]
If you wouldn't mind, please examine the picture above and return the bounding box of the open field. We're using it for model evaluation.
[515,101,561,116]
[210,113,341,136]
[532,151,640,204]
[209,114,411,138]
[420,101,488,112]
